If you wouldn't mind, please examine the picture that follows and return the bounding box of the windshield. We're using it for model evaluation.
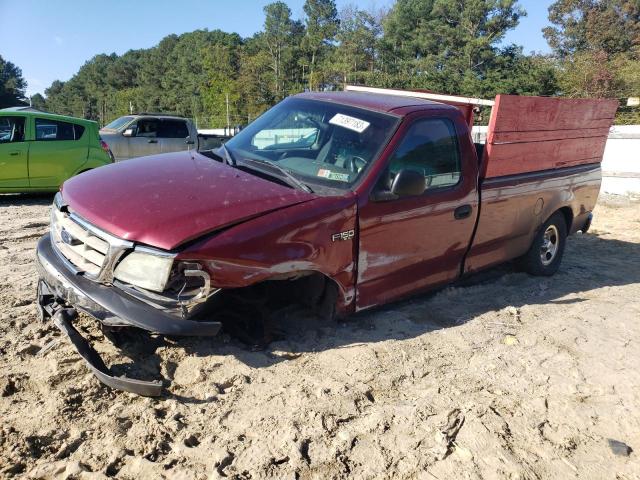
[224,98,399,189]
[103,116,134,131]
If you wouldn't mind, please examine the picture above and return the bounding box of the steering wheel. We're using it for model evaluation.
[346,156,367,173]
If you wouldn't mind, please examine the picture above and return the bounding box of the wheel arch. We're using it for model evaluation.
[207,269,349,327]
[243,269,350,318]
[557,206,574,231]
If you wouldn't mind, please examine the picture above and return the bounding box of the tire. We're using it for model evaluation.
[519,212,567,276]
[316,280,338,323]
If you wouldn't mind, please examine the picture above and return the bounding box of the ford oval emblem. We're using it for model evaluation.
[60,228,75,245]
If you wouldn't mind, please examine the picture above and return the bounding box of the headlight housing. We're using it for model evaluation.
[113,247,175,293]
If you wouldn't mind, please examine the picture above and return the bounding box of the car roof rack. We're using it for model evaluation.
[134,112,183,117]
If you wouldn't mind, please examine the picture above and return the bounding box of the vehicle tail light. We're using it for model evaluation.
[100,138,115,162]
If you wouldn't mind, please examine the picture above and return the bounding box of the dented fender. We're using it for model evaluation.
[177,195,359,315]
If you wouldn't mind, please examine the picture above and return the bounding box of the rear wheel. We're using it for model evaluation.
[519,212,567,276]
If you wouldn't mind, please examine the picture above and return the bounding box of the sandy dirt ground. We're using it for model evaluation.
[0,193,639,479]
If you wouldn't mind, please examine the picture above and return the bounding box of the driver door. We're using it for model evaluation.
[356,114,478,310]
[0,115,29,189]
[127,118,160,159]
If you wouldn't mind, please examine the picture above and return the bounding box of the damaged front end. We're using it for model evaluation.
[36,193,223,396]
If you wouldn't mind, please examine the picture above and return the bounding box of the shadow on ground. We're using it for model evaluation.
[93,231,640,401]
[0,193,55,207]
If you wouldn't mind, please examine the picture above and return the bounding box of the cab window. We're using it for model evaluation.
[135,119,159,138]
[388,118,461,190]
[0,116,26,143]
[35,118,84,141]
[159,119,189,138]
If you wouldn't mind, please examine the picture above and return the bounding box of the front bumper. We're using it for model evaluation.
[36,233,222,395]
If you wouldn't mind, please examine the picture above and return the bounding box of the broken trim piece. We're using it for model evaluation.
[36,282,163,396]
[52,307,163,397]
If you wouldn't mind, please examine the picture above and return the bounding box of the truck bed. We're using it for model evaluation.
[465,163,601,274]
[461,95,618,273]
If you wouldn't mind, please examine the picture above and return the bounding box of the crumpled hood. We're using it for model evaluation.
[61,151,315,250]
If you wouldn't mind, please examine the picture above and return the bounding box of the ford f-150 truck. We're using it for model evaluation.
[35,86,618,395]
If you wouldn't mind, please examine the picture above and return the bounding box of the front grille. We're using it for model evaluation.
[50,208,109,276]
[49,193,133,281]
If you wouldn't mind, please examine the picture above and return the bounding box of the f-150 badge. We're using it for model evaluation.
[332,230,355,242]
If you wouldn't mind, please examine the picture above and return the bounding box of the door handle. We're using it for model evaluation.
[148,139,158,144]
[9,151,20,156]
[454,204,472,220]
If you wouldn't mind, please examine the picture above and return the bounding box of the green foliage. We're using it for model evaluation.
[202,42,241,127]
[43,30,246,127]
[545,0,639,123]
[30,93,46,110]
[0,55,27,108]
[32,0,636,127]
[381,0,526,95]
[544,0,640,58]
[262,2,300,101]
[328,6,382,87]
[477,48,559,97]
[302,0,339,89]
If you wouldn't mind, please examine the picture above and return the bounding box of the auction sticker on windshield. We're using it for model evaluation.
[329,113,370,133]
[317,169,350,182]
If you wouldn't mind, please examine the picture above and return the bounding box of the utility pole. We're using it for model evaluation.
[225,93,230,131]
[129,101,134,114]
[302,64,308,91]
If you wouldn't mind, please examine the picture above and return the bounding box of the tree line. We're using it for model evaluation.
[2,0,639,126]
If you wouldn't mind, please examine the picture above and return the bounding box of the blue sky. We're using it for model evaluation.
[0,0,553,97]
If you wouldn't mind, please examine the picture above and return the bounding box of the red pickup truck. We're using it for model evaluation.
[36,86,617,395]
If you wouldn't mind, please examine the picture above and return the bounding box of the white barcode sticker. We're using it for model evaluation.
[329,113,370,133]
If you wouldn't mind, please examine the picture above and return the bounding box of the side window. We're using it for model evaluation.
[388,118,461,189]
[159,120,189,138]
[0,116,26,143]
[135,119,159,138]
[35,118,84,141]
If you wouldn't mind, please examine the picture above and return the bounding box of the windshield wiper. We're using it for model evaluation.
[242,158,313,193]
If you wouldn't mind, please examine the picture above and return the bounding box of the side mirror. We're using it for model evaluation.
[123,127,136,137]
[391,169,426,197]
[185,136,195,145]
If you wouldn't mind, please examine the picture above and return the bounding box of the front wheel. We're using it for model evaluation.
[518,212,567,276]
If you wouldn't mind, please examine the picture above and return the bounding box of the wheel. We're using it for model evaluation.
[518,212,567,276]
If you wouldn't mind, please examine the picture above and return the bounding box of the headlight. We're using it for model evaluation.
[113,247,175,292]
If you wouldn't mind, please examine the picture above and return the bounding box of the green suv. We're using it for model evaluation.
[0,107,114,192]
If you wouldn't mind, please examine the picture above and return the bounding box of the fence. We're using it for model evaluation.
[600,126,640,195]
[471,125,640,195]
